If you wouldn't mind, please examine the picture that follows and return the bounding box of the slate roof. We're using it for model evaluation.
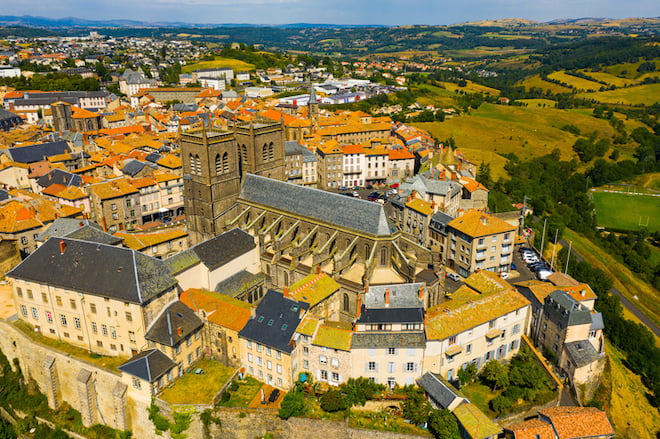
[214,270,264,298]
[193,227,255,271]
[365,283,424,309]
[238,290,307,353]
[121,159,146,177]
[145,152,162,163]
[351,331,426,349]
[145,301,204,347]
[544,290,593,328]
[118,349,175,383]
[3,140,70,164]
[590,312,604,331]
[564,340,602,368]
[36,169,83,189]
[239,174,392,236]
[357,307,424,324]
[8,237,177,304]
[36,218,121,245]
[400,175,461,198]
[417,372,466,410]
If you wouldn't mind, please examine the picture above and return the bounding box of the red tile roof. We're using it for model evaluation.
[539,407,613,439]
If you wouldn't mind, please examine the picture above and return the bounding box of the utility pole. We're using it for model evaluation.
[540,218,547,257]
[550,228,559,270]
[564,241,572,274]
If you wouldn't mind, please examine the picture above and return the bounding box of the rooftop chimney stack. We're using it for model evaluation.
[59,240,66,255]
[384,289,390,307]
[356,295,362,320]
[283,286,290,298]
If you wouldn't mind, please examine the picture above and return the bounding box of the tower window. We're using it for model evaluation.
[262,144,268,162]
[222,152,229,173]
[268,142,274,160]
[215,154,222,174]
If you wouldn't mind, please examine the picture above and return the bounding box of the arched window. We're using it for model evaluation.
[380,247,387,266]
[364,244,370,260]
[195,155,201,175]
[222,152,229,173]
[268,142,274,160]
[283,271,289,287]
[189,154,195,173]
[343,293,350,312]
[262,144,268,162]
[215,154,222,174]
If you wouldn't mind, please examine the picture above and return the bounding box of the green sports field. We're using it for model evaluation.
[592,191,660,232]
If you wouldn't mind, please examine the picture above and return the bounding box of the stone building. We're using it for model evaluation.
[221,174,435,314]
[180,120,285,244]
[87,178,141,232]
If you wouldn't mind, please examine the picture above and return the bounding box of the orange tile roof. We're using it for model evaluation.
[506,419,555,439]
[196,88,222,98]
[88,178,138,200]
[461,177,489,192]
[449,209,516,238]
[130,176,157,189]
[538,407,613,439]
[114,229,187,251]
[180,288,252,332]
[98,125,146,136]
[156,154,181,169]
[387,149,415,160]
[406,198,434,216]
[71,106,100,120]
[342,144,364,155]
[53,185,88,201]
[0,198,83,233]
[41,183,67,197]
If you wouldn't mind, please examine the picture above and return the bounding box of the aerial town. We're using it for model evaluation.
[0,30,624,439]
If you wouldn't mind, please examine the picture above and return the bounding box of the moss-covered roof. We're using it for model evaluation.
[289,272,340,308]
[312,324,353,351]
[454,403,502,439]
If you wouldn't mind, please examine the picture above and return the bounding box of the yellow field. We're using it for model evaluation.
[547,71,602,91]
[517,99,557,108]
[519,74,573,94]
[440,80,500,95]
[578,83,660,106]
[431,30,460,38]
[579,70,639,87]
[482,33,534,40]
[182,57,255,74]
[414,103,618,165]
[607,343,660,439]
[459,148,510,181]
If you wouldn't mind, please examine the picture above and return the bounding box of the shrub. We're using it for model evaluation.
[220,391,231,403]
[278,391,306,419]
[427,409,460,439]
[490,395,513,415]
[229,381,239,392]
[402,387,431,426]
[147,401,170,434]
[319,390,348,412]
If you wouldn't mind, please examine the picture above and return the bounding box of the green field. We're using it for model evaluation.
[548,70,602,91]
[518,74,573,94]
[579,83,660,106]
[182,57,255,74]
[517,98,557,108]
[592,191,660,232]
[579,70,639,87]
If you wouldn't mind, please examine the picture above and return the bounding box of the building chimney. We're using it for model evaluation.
[177,327,183,337]
[418,285,425,301]
[480,216,488,225]
[356,295,362,320]
[384,289,390,307]
[283,286,290,298]
[580,290,586,297]
[316,265,321,274]
[364,281,369,295]
[59,240,66,255]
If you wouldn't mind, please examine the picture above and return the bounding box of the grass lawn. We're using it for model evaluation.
[592,191,660,232]
[460,382,499,418]
[578,83,660,106]
[217,376,263,407]
[348,410,431,436]
[181,57,254,74]
[606,342,660,439]
[518,74,573,94]
[12,320,126,370]
[563,228,660,337]
[517,99,557,108]
[579,70,639,88]
[440,80,501,96]
[159,360,235,405]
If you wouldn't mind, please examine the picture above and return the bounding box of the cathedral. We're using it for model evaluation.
[181,119,286,244]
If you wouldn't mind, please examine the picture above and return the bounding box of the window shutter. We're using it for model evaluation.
[365,362,369,373]
[375,363,379,373]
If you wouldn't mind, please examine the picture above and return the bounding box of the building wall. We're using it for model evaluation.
[297,336,351,386]
[447,229,515,277]
[239,338,293,389]
[350,344,425,387]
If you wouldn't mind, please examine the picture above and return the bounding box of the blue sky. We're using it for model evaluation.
[6,0,660,25]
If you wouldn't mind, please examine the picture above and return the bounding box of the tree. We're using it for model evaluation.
[402,387,431,426]
[427,409,460,439]
[278,391,306,419]
[320,389,348,412]
[457,363,478,386]
[481,360,509,391]
[477,162,492,189]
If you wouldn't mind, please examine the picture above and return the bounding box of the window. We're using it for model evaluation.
[90,303,96,313]
[16,287,22,297]
[129,331,136,343]
[110,326,117,339]
[20,305,27,316]
[248,353,253,363]
[331,358,339,367]
[368,362,376,371]
[256,343,262,352]
[101,324,108,336]
[46,311,53,323]
[277,364,283,374]
[320,370,328,381]
[276,351,281,360]
[70,299,76,310]
[132,378,141,389]
[31,307,38,320]
[74,317,81,329]
[97,340,103,348]
[406,362,417,372]
[512,324,520,335]
[125,312,132,322]
[302,360,309,369]
[91,322,97,333]
[466,344,472,354]
[60,314,67,326]
[266,347,271,356]
[188,353,193,365]
[247,340,252,349]
[387,347,397,355]
[387,362,395,373]
[41,292,48,303]
[319,355,328,365]
[267,361,272,370]
[21,237,27,245]
[332,372,339,382]
[27,290,33,300]
[303,346,309,355]
[257,357,263,366]
[448,336,456,345]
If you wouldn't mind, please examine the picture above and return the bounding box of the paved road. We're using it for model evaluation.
[560,239,660,338]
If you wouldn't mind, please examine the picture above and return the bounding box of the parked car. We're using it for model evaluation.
[510,263,517,271]
[501,272,510,280]
[366,184,373,189]
[537,269,554,280]
[446,272,461,282]
[352,191,360,198]
[340,192,352,197]
[529,262,547,271]
[367,191,381,201]
[338,186,348,191]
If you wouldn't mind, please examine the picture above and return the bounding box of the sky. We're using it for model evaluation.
[3,0,660,26]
